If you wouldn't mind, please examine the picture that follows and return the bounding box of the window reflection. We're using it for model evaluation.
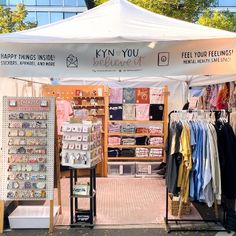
[24,0,36,5]
[37,12,49,26]
[50,12,63,23]
[218,0,236,6]
[36,0,49,5]
[9,0,22,5]
[64,12,76,19]
[25,11,36,22]
[51,0,63,6]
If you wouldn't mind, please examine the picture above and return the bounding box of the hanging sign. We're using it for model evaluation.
[0,38,235,77]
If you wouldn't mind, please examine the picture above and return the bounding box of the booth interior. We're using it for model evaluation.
[0,0,236,232]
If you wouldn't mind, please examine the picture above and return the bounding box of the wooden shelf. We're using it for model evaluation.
[108,133,164,137]
[108,157,163,161]
[73,105,105,108]
[108,145,164,148]
[109,120,163,123]
[74,96,104,99]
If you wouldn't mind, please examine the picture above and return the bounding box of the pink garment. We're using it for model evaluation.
[136,104,150,120]
[108,137,121,145]
[150,87,164,104]
[109,88,123,104]
[56,100,73,135]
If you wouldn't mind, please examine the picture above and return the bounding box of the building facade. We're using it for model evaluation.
[0,0,88,26]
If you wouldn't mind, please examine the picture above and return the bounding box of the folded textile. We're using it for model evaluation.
[109,88,123,104]
[136,127,149,133]
[135,136,149,145]
[136,88,150,104]
[109,104,123,120]
[149,148,162,157]
[121,124,136,133]
[108,137,121,145]
[108,148,121,157]
[123,88,135,104]
[121,137,136,145]
[149,104,164,120]
[108,122,121,133]
[136,104,150,120]
[120,148,135,157]
[149,126,163,134]
[150,87,164,104]
[123,104,136,120]
[149,137,163,145]
[136,148,149,157]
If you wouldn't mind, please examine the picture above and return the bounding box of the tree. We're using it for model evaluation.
[94,0,217,22]
[198,10,236,32]
[0,3,36,34]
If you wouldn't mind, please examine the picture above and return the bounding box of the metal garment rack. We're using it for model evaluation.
[164,110,229,233]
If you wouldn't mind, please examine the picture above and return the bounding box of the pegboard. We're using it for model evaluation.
[0,96,55,201]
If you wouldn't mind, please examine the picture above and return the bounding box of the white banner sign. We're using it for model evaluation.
[0,38,235,77]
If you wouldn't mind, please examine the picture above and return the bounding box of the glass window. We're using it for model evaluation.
[23,0,36,5]
[0,0,7,5]
[218,0,236,6]
[9,0,22,5]
[64,0,77,6]
[36,12,49,26]
[36,0,49,5]
[51,0,63,6]
[50,12,63,23]
[78,0,86,6]
[25,11,36,22]
[64,12,76,19]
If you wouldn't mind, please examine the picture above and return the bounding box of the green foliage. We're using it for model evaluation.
[94,0,216,22]
[198,10,236,32]
[0,3,37,34]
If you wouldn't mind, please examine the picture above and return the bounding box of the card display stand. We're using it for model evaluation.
[0,97,56,233]
[61,122,103,169]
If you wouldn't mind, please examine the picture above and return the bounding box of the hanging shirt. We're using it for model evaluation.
[208,123,221,203]
[109,88,123,104]
[123,88,135,104]
[56,100,73,135]
[178,123,192,203]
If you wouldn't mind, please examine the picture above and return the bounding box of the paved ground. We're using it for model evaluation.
[2,228,235,236]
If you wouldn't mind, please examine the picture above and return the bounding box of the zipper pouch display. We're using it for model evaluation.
[109,104,123,120]
[149,137,163,145]
[136,104,150,120]
[150,87,164,104]
[136,88,150,104]
[123,88,135,104]
[108,137,121,145]
[123,104,136,120]
[121,137,136,145]
[108,148,121,157]
[149,104,164,120]
[108,122,121,133]
[109,88,123,104]
[135,148,149,157]
[135,136,149,145]
[120,148,135,157]
[149,148,163,157]
[120,124,136,133]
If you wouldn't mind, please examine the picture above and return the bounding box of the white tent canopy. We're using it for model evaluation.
[0,0,235,43]
[0,0,235,78]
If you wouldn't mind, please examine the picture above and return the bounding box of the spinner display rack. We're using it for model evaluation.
[0,97,56,233]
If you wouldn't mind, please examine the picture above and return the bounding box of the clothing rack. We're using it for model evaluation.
[164,109,230,233]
